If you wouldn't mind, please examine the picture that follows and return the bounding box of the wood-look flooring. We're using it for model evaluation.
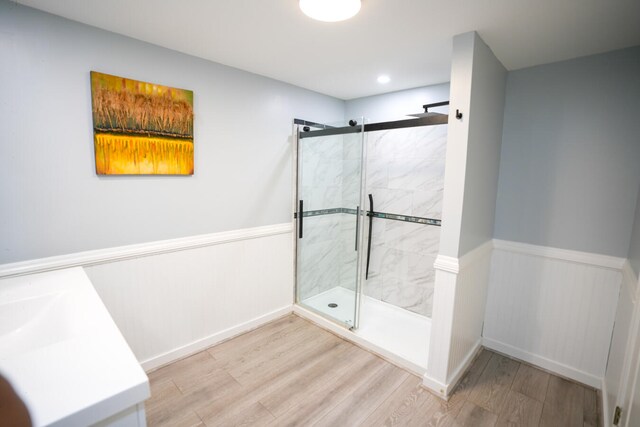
[146,314,600,427]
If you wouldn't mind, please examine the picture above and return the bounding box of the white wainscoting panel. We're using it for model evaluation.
[424,240,492,398]
[424,267,457,397]
[64,224,294,371]
[0,224,293,279]
[0,223,295,372]
[447,241,493,385]
[484,240,623,388]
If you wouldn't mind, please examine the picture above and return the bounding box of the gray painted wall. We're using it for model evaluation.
[439,32,506,257]
[628,186,640,276]
[494,46,640,257]
[345,84,450,123]
[457,34,507,256]
[0,1,345,264]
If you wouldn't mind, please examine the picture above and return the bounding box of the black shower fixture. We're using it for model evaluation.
[349,119,358,127]
[408,101,451,118]
[422,101,450,113]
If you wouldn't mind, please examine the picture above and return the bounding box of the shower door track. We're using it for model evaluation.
[296,113,448,139]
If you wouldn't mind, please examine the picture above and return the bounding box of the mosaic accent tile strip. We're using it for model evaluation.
[371,211,441,226]
[294,207,441,226]
[297,208,343,218]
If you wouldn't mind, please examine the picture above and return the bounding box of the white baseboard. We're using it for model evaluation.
[421,339,482,400]
[141,305,293,372]
[483,337,601,388]
[422,375,449,400]
[448,339,483,391]
[0,223,293,279]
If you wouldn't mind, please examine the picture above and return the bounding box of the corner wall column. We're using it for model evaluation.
[423,31,507,398]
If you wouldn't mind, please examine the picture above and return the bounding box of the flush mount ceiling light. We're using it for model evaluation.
[377,75,390,84]
[299,0,362,22]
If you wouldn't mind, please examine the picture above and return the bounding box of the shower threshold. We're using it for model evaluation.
[297,286,430,375]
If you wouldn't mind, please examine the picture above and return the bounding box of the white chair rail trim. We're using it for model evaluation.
[434,239,494,274]
[493,239,625,270]
[0,223,293,279]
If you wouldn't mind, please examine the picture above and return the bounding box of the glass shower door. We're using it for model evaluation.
[295,120,365,329]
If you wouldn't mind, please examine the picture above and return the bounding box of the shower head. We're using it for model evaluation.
[407,111,446,119]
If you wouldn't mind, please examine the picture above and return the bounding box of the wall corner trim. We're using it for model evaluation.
[492,239,626,270]
[622,259,639,303]
[433,255,460,274]
[434,239,494,274]
[0,223,294,279]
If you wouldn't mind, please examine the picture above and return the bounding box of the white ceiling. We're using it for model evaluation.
[17,0,640,100]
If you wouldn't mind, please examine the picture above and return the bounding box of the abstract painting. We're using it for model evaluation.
[90,71,194,175]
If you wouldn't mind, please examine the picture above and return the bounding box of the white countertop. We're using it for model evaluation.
[0,268,149,426]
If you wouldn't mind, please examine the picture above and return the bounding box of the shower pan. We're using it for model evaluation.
[294,109,448,372]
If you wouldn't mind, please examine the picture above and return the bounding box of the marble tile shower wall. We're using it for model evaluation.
[338,213,358,293]
[298,214,342,301]
[362,125,447,317]
[338,133,364,294]
[299,133,362,300]
[299,134,344,211]
[367,125,447,219]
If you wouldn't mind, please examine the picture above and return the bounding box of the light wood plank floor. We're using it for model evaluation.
[146,314,600,427]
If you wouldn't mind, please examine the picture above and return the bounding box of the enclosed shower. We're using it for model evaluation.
[294,106,447,372]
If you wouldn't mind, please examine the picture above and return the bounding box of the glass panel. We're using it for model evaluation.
[296,120,365,328]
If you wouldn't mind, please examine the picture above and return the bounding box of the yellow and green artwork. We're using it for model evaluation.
[90,71,194,175]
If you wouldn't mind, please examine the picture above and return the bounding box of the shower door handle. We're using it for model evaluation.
[298,200,303,239]
[365,194,373,280]
[354,206,360,251]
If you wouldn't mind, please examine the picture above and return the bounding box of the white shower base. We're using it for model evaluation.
[300,286,430,373]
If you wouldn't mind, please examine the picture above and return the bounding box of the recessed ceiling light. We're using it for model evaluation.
[377,75,390,84]
[299,0,362,22]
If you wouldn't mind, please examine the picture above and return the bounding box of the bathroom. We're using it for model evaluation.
[1,1,640,426]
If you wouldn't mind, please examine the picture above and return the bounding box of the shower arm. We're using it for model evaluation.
[422,101,450,113]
